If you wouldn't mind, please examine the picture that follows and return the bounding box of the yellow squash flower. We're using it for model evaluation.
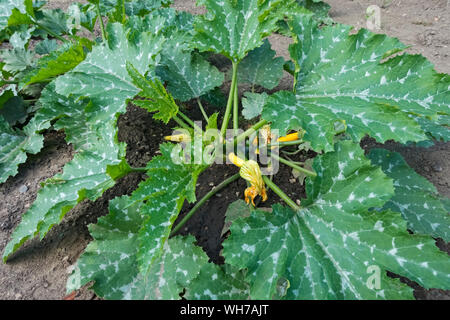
[164,133,191,143]
[277,132,300,142]
[229,153,268,206]
[253,126,302,154]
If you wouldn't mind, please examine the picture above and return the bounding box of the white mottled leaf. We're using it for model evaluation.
[185,264,250,300]
[194,0,296,62]
[241,92,268,120]
[263,14,450,152]
[67,195,209,300]
[237,39,284,90]
[369,148,450,242]
[223,141,450,299]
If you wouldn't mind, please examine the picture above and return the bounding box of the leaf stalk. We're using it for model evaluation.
[263,176,300,211]
[170,173,241,236]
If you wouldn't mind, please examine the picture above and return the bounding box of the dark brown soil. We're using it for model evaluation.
[0,0,449,300]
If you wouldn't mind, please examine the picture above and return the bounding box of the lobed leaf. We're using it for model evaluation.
[263,14,450,152]
[20,39,91,89]
[157,36,224,102]
[194,0,296,62]
[0,115,42,183]
[127,62,179,124]
[241,92,268,120]
[3,22,164,261]
[223,141,450,299]
[0,0,26,31]
[369,149,450,242]
[67,195,208,300]
[237,39,285,90]
[185,264,250,300]
[129,143,208,274]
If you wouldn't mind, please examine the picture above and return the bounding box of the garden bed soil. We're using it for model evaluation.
[0,0,449,300]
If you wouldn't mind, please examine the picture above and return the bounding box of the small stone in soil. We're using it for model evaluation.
[432,164,443,172]
[19,185,28,193]
[289,178,296,184]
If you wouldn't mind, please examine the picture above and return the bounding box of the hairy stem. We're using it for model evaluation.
[95,3,107,43]
[263,176,300,211]
[170,173,241,236]
[220,61,238,138]
[172,115,192,131]
[177,110,195,127]
[197,98,209,123]
[233,65,239,136]
[271,153,317,177]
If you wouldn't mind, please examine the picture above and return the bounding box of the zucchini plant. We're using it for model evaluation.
[1,0,449,300]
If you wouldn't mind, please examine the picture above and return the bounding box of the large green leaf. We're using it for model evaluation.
[237,39,285,90]
[297,0,332,24]
[67,195,209,300]
[1,83,132,262]
[126,62,179,124]
[369,149,450,242]
[262,14,450,152]
[157,38,224,102]
[414,114,450,143]
[20,39,91,89]
[55,23,164,116]
[0,48,34,73]
[0,115,42,183]
[0,0,26,31]
[3,23,164,261]
[185,264,250,300]
[127,143,207,274]
[223,141,450,299]
[194,0,296,62]
[241,92,268,120]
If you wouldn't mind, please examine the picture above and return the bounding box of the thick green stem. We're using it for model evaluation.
[234,119,268,145]
[177,110,195,127]
[197,98,209,123]
[34,21,68,43]
[95,3,107,43]
[177,110,203,134]
[271,153,317,177]
[263,176,300,211]
[220,61,238,138]
[171,173,240,236]
[268,140,303,148]
[172,115,191,131]
[233,66,239,136]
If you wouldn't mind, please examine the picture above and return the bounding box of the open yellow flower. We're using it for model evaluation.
[228,153,267,206]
